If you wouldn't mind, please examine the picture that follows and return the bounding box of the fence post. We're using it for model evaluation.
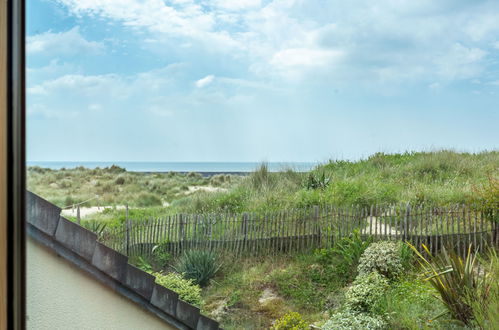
[76,204,81,225]
[125,204,130,255]
[313,206,320,248]
[403,203,411,242]
[179,214,185,253]
[242,213,249,255]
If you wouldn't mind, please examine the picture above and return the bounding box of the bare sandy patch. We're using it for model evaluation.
[61,205,126,218]
[185,186,228,194]
[361,216,399,236]
[258,288,281,307]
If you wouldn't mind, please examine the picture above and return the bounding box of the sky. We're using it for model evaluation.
[27,0,499,162]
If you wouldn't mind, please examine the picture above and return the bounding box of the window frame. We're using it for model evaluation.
[2,0,26,328]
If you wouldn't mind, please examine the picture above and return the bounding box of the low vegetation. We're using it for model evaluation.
[150,271,203,308]
[27,164,240,209]
[27,150,498,328]
[175,250,220,287]
[28,151,498,226]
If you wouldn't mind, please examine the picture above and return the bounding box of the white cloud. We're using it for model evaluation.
[195,75,215,88]
[433,43,487,80]
[27,27,104,56]
[51,0,499,85]
[270,48,344,68]
[54,0,240,50]
[27,65,255,119]
[214,0,261,11]
[27,60,80,84]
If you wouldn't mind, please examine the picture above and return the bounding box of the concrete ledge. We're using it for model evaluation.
[91,242,128,282]
[151,284,179,318]
[27,191,221,329]
[197,315,220,330]
[125,264,155,301]
[55,216,97,262]
[27,191,61,236]
[177,300,200,329]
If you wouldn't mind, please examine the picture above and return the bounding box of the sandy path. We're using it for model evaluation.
[61,205,126,218]
[185,186,228,194]
[361,216,399,236]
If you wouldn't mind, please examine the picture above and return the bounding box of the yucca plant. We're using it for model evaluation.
[175,250,220,287]
[81,220,107,236]
[408,243,492,326]
[305,171,331,190]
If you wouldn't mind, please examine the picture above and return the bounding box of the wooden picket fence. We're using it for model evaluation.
[99,204,498,258]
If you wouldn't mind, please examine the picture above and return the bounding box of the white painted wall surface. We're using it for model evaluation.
[27,238,174,330]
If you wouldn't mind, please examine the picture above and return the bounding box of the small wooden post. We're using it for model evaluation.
[125,204,130,255]
[242,213,249,255]
[314,206,320,248]
[403,203,410,242]
[76,204,81,225]
[179,214,185,253]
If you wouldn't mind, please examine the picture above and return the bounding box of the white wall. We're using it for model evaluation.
[27,238,174,330]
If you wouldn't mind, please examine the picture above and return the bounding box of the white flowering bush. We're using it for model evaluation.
[345,271,389,312]
[322,310,387,330]
[357,241,403,279]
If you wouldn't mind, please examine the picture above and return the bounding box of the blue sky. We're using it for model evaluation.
[27,0,499,162]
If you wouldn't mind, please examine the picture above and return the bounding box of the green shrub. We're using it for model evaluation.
[270,312,308,330]
[314,230,371,283]
[210,174,225,186]
[135,192,162,207]
[152,240,171,268]
[330,230,372,281]
[375,277,453,329]
[357,241,404,280]
[175,250,220,287]
[213,190,247,213]
[472,175,499,223]
[152,272,203,307]
[64,195,76,207]
[345,271,389,312]
[323,310,387,330]
[187,171,201,179]
[135,256,153,273]
[115,176,126,185]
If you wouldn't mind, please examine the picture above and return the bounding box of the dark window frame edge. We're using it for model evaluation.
[7,0,26,328]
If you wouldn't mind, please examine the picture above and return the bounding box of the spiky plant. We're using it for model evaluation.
[408,243,493,326]
[175,250,220,287]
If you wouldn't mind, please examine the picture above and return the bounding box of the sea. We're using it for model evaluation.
[27,161,317,174]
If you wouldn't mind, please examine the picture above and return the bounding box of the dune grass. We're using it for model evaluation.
[169,150,498,215]
[27,165,241,209]
[28,150,498,224]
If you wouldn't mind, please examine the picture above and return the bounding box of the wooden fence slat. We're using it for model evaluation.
[479,206,484,251]
[102,203,496,259]
[461,206,466,257]
[279,211,284,254]
[369,205,373,238]
[467,206,472,251]
[298,209,302,252]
